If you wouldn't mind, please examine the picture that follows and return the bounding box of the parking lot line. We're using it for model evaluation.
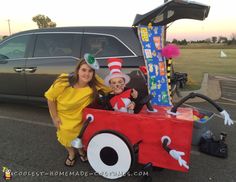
[223,92,236,95]
[221,97,236,103]
[216,101,236,106]
[221,83,236,86]
[221,86,236,90]
[0,115,53,128]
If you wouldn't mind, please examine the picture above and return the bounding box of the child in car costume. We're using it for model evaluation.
[104,58,139,113]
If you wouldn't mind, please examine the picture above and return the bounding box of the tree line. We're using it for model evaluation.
[170,34,236,45]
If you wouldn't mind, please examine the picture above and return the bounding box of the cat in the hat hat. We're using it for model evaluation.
[104,58,139,113]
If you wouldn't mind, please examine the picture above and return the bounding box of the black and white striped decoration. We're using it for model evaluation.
[166,58,172,97]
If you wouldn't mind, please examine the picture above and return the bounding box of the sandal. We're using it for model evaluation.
[64,154,76,167]
[78,150,88,162]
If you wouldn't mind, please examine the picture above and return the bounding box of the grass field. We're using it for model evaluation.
[173,49,236,90]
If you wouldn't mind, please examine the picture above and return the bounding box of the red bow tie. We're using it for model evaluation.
[110,89,132,109]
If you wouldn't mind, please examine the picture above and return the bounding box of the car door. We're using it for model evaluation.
[0,34,31,98]
[81,31,148,95]
[81,32,144,77]
[133,0,210,26]
[25,33,82,101]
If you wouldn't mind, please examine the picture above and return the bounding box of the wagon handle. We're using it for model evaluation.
[169,92,234,126]
[170,92,223,113]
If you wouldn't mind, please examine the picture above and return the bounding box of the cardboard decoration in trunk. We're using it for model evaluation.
[138,25,172,106]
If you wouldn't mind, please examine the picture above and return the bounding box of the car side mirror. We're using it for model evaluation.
[0,54,9,64]
[0,54,9,60]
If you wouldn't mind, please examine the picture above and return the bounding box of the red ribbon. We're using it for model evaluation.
[110,89,132,109]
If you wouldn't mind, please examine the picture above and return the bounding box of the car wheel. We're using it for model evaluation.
[87,131,135,179]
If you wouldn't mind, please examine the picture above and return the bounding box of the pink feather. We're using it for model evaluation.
[161,44,180,59]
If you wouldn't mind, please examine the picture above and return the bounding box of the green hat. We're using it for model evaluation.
[84,53,100,70]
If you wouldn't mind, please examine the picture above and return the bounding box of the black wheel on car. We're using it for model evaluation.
[87,130,135,179]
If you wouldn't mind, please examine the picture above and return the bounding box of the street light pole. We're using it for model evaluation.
[7,19,11,35]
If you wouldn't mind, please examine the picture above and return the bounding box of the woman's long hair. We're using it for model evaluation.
[53,59,99,101]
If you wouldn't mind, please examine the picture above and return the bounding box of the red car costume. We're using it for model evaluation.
[82,105,193,179]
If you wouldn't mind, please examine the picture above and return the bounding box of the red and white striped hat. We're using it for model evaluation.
[104,58,130,86]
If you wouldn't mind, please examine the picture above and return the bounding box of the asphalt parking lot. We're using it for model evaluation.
[0,75,235,182]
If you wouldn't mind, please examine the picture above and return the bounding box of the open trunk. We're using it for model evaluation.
[133,0,210,26]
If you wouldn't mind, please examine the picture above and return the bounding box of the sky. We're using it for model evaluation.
[0,0,235,41]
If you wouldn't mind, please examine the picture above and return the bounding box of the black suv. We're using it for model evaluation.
[0,0,209,103]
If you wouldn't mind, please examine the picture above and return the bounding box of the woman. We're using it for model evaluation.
[45,58,110,167]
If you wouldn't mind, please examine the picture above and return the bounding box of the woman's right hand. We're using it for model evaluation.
[47,100,61,129]
[52,117,62,129]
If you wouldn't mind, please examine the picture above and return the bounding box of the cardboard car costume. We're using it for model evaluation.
[72,26,194,180]
[82,106,193,174]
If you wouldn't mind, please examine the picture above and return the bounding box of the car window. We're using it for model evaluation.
[83,34,133,58]
[33,34,76,57]
[0,35,30,59]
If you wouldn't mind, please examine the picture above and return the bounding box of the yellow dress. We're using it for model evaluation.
[45,73,110,147]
